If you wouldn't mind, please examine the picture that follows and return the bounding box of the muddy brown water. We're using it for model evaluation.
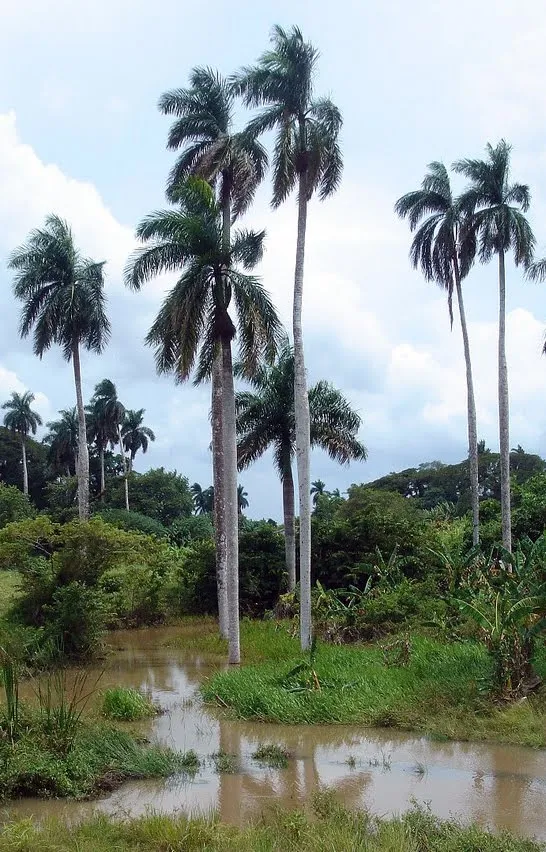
[3,625,546,840]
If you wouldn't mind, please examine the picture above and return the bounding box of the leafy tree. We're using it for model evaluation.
[0,428,47,506]
[237,484,249,515]
[236,341,366,589]
[9,215,110,519]
[43,408,79,477]
[455,141,535,551]
[0,482,35,528]
[107,467,193,527]
[395,162,479,545]
[89,379,127,507]
[2,391,42,496]
[122,408,155,471]
[159,66,267,640]
[235,25,343,649]
[125,178,281,664]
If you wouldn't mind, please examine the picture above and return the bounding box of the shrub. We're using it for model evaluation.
[95,508,167,538]
[0,483,35,529]
[106,468,193,526]
[169,513,214,546]
[102,688,157,721]
[43,581,108,660]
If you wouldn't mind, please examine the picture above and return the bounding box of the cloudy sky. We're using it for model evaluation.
[1,0,546,518]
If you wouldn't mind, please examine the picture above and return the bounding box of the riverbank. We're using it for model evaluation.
[200,621,546,747]
[0,794,542,851]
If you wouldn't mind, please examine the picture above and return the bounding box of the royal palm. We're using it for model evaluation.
[455,141,535,551]
[87,379,124,501]
[159,67,267,637]
[396,162,479,545]
[235,25,343,649]
[125,178,281,664]
[2,391,42,495]
[236,341,366,589]
[122,409,155,472]
[9,215,110,519]
[44,408,79,477]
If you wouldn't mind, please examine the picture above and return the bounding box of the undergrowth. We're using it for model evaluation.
[102,688,158,721]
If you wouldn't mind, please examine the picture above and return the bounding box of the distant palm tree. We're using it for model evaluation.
[234,25,343,649]
[237,484,249,515]
[236,341,366,589]
[2,391,42,495]
[310,479,326,505]
[9,215,110,519]
[43,408,79,477]
[87,380,121,501]
[159,66,267,639]
[125,178,281,665]
[191,482,214,515]
[89,379,127,507]
[455,141,535,551]
[395,162,479,545]
[122,409,155,472]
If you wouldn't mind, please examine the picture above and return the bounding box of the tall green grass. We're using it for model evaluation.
[202,634,546,747]
[0,794,540,851]
[168,618,299,664]
[102,687,158,721]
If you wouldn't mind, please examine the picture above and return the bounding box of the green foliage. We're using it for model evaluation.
[44,476,79,522]
[102,688,158,721]
[95,507,167,538]
[0,427,48,507]
[251,743,290,768]
[168,513,213,546]
[107,467,193,526]
[0,482,35,528]
[43,582,108,660]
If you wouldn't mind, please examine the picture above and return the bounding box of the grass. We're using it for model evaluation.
[102,687,158,721]
[252,743,291,768]
[0,793,541,851]
[202,630,546,747]
[211,750,240,774]
[0,571,20,617]
[167,617,299,665]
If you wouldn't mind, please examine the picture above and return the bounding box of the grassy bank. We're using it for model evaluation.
[201,627,546,747]
[167,617,300,665]
[0,794,541,851]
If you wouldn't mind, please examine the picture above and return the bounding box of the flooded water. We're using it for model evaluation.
[4,625,546,840]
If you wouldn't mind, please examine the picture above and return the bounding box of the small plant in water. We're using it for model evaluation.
[212,750,239,774]
[369,751,392,770]
[102,687,158,721]
[412,761,427,777]
[345,754,357,768]
[252,743,290,768]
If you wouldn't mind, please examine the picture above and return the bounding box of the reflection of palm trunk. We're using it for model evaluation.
[218,720,243,823]
[73,342,89,520]
[294,169,311,650]
[282,451,296,591]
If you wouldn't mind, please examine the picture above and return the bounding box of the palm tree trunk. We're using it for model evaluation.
[281,449,296,592]
[221,338,240,664]
[453,260,479,546]
[99,445,105,501]
[212,355,228,638]
[21,437,28,496]
[118,425,129,512]
[72,342,89,521]
[294,172,312,651]
[498,249,511,551]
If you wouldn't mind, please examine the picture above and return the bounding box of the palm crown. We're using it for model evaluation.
[159,67,267,216]
[122,409,155,463]
[125,178,281,382]
[87,379,124,454]
[2,391,42,438]
[44,408,79,475]
[9,215,110,360]
[233,25,343,206]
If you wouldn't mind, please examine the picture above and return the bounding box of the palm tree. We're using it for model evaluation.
[89,379,127,508]
[2,391,42,495]
[122,409,155,471]
[310,479,326,505]
[125,178,281,664]
[9,215,110,520]
[159,67,267,639]
[237,484,249,515]
[43,408,79,477]
[236,341,366,589]
[87,380,120,501]
[395,162,479,545]
[455,141,535,551]
[234,25,343,649]
[191,482,214,515]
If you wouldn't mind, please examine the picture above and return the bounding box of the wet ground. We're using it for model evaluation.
[4,625,546,839]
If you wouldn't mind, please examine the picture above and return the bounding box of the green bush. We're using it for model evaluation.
[169,513,213,546]
[106,467,193,526]
[95,508,167,538]
[43,581,108,660]
[0,483,35,529]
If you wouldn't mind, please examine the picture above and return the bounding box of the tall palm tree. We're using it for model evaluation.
[87,381,119,501]
[125,178,281,664]
[159,67,267,639]
[9,215,110,520]
[454,141,535,551]
[236,341,366,589]
[89,379,127,508]
[122,409,155,471]
[310,479,326,505]
[2,391,42,495]
[395,162,479,545]
[43,408,79,477]
[234,25,343,649]
[191,482,214,515]
[237,484,249,515]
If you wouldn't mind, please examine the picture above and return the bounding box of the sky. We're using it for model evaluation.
[0,0,546,519]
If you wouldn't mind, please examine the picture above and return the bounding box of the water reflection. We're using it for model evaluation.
[4,626,546,841]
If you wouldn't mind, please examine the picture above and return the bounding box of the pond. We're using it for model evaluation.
[4,625,546,840]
